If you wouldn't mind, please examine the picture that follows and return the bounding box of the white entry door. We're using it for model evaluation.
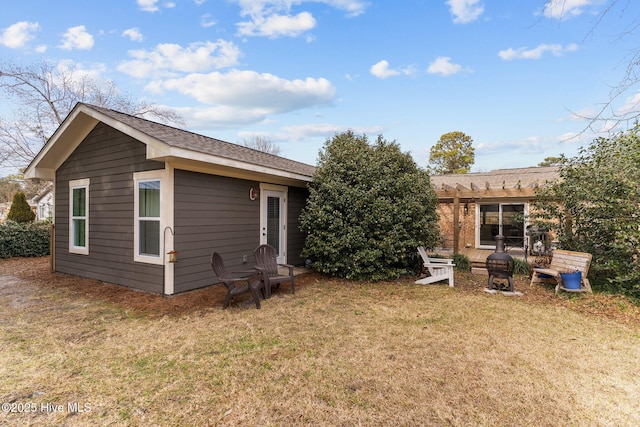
[260,185,287,263]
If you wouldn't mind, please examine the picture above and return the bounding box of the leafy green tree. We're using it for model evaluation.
[428,131,474,174]
[7,191,35,223]
[537,156,566,167]
[532,125,640,297]
[300,131,440,281]
[0,176,21,203]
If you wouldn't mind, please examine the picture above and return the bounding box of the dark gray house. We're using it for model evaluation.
[24,103,315,295]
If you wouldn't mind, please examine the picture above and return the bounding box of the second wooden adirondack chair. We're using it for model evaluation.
[253,244,295,298]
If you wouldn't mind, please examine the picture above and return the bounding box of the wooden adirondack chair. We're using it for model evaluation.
[211,252,263,309]
[415,246,455,287]
[253,244,295,298]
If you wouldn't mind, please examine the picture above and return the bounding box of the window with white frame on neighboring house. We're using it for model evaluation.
[134,171,163,264]
[69,179,89,254]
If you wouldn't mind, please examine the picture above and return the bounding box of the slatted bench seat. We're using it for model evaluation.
[530,249,592,294]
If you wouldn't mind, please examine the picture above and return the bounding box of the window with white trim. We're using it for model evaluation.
[134,172,163,264]
[69,179,89,255]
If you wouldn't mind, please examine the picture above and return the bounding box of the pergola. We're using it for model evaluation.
[430,166,559,253]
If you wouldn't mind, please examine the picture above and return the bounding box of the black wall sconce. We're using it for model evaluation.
[464,203,469,215]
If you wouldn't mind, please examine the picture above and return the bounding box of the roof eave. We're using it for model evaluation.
[147,144,312,186]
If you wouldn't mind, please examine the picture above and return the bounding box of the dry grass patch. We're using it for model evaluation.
[1,257,639,426]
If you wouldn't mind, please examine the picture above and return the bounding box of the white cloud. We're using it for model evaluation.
[476,136,549,156]
[0,21,40,49]
[237,11,316,38]
[175,105,270,128]
[122,28,144,42]
[543,0,592,20]
[232,0,367,38]
[118,40,242,78]
[281,122,384,137]
[370,60,415,79]
[319,0,368,17]
[427,56,463,76]
[370,60,399,79]
[150,69,336,116]
[59,26,94,50]
[498,43,579,60]
[201,14,216,28]
[138,0,160,12]
[447,0,484,24]
[615,92,640,117]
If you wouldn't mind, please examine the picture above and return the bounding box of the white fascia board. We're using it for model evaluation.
[146,144,313,184]
[24,106,97,180]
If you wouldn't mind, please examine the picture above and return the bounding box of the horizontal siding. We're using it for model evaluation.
[287,186,308,266]
[173,170,261,293]
[55,122,165,294]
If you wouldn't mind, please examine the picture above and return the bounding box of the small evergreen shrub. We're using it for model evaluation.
[513,258,531,276]
[0,221,50,258]
[7,191,36,223]
[453,253,471,272]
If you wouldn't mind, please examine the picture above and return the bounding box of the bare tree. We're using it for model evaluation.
[0,60,185,171]
[242,136,282,156]
[550,0,640,134]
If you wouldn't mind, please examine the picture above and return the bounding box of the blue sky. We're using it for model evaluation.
[1,0,639,172]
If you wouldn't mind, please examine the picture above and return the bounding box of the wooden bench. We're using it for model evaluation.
[530,249,592,294]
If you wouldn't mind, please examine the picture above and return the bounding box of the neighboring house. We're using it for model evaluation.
[430,166,559,254]
[24,103,316,295]
[30,184,54,222]
[0,202,10,223]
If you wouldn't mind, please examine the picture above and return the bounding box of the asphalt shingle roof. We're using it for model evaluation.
[89,104,317,178]
[429,166,559,190]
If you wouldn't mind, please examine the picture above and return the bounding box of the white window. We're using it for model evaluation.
[69,179,89,255]
[134,171,163,264]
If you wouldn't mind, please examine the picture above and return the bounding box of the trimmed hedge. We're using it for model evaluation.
[0,221,51,259]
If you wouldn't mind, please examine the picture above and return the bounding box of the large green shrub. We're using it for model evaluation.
[0,221,50,258]
[7,191,35,223]
[532,125,640,298]
[300,131,440,281]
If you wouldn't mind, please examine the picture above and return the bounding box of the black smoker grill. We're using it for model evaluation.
[486,235,515,292]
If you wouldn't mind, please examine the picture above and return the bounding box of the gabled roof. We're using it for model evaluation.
[25,103,316,185]
[30,182,54,204]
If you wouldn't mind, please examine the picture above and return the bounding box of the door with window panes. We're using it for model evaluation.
[261,189,285,263]
[478,203,525,249]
